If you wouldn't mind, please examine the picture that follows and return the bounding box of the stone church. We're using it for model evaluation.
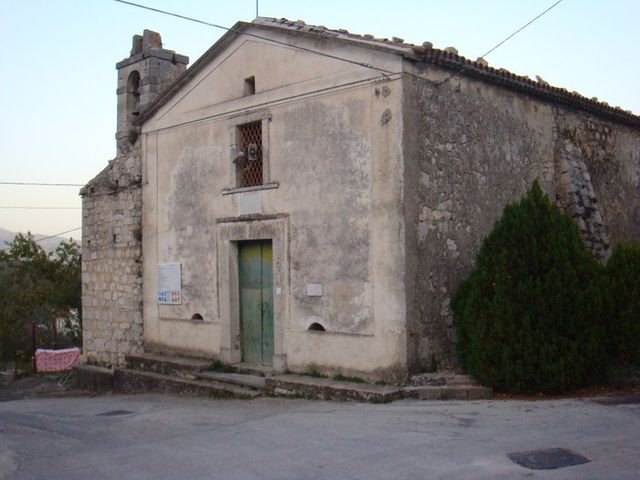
[81,18,640,382]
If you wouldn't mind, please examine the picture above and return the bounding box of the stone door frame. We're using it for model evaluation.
[216,214,289,371]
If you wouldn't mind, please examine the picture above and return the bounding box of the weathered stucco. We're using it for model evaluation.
[140,27,408,381]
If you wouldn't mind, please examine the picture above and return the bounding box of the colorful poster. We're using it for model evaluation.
[158,263,182,304]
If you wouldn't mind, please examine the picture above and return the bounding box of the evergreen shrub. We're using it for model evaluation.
[605,243,640,365]
[452,180,608,393]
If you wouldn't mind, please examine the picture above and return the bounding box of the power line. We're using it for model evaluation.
[481,0,563,61]
[114,0,567,94]
[0,227,82,251]
[436,0,564,86]
[113,0,391,76]
[0,181,84,187]
[0,206,80,210]
[34,228,82,243]
[145,74,400,134]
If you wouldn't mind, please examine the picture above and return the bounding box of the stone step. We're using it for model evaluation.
[233,363,272,377]
[266,375,403,403]
[198,371,266,390]
[124,353,212,380]
[114,368,262,399]
[402,385,493,400]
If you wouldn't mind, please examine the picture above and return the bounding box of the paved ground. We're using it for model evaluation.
[0,392,639,480]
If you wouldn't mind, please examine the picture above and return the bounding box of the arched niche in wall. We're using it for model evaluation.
[126,70,141,120]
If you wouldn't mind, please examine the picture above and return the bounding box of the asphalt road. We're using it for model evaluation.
[1,393,639,479]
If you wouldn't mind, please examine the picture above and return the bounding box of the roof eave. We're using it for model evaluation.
[412,52,640,128]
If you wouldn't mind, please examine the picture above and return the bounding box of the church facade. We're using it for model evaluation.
[81,18,640,382]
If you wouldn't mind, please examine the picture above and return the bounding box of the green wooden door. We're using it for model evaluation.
[238,240,273,366]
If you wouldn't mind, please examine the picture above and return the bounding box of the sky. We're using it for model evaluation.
[1,0,639,239]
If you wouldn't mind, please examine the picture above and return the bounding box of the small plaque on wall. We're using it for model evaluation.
[306,283,323,297]
[158,263,182,304]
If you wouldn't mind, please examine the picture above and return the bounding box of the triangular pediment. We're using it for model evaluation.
[141,23,402,131]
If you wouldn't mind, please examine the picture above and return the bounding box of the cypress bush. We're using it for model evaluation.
[452,180,608,393]
[605,243,640,365]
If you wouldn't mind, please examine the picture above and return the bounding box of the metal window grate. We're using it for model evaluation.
[236,121,263,187]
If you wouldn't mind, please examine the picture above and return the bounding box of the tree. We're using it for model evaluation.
[452,181,608,393]
[605,243,640,365]
[0,233,81,363]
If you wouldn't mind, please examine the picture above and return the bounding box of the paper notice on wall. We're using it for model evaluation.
[158,263,182,304]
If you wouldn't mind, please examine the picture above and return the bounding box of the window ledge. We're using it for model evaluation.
[222,182,279,195]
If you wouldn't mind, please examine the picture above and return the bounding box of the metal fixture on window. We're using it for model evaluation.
[236,121,263,187]
[247,143,259,161]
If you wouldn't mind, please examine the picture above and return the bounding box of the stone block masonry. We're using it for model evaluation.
[81,143,143,367]
[81,30,187,367]
[406,69,640,371]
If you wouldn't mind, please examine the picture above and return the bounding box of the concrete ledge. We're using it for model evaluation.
[402,385,493,400]
[198,371,266,390]
[72,365,114,392]
[124,353,211,380]
[114,368,261,399]
[72,360,491,402]
[266,375,403,403]
[409,372,481,387]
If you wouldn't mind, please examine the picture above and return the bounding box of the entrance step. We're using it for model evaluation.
[124,353,211,380]
[198,371,266,390]
[266,375,403,403]
[80,354,491,402]
[114,368,262,399]
[233,363,273,377]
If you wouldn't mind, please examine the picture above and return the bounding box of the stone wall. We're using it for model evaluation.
[81,143,143,367]
[554,109,640,257]
[404,69,640,370]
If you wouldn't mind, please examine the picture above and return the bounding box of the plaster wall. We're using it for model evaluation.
[141,30,408,380]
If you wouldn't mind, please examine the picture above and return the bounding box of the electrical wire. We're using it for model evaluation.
[0,206,80,210]
[0,227,82,251]
[436,0,564,86]
[96,2,565,248]
[0,181,84,187]
[113,0,392,76]
[82,183,142,197]
[34,227,82,242]
[0,2,566,250]
[115,0,564,90]
[145,73,402,135]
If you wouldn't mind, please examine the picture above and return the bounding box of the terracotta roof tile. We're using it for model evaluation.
[253,16,640,127]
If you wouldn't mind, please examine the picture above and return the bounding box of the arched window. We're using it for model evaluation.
[126,70,141,119]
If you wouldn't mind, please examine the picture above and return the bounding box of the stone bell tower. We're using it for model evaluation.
[81,31,188,367]
[115,30,189,152]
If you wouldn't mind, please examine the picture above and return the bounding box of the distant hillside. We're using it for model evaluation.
[0,227,77,252]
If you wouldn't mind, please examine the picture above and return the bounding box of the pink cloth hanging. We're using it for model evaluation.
[34,348,81,372]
